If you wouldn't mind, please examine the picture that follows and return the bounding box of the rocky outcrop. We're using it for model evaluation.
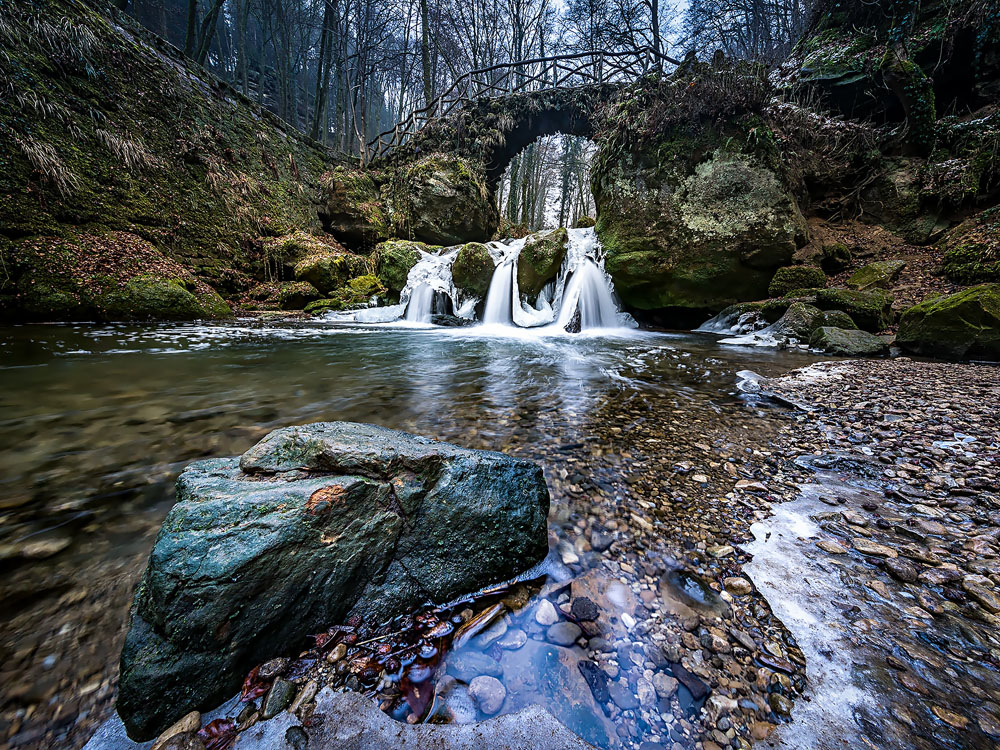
[371,240,429,299]
[809,327,888,356]
[303,275,387,314]
[399,156,499,245]
[0,0,327,322]
[815,287,894,332]
[277,281,321,310]
[594,131,808,313]
[452,242,496,298]
[318,167,392,248]
[517,229,568,297]
[768,265,826,297]
[897,285,1000,361]
[293,250,368,296]
[117,422,549,740]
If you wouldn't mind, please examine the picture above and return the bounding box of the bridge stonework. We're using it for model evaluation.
[372,83,623,191]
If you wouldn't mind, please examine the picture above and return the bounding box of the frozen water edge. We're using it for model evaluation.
[744,469,897,750]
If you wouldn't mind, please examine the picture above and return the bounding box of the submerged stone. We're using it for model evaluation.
[117,422,549,739]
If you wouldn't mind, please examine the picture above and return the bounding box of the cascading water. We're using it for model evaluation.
[405,284,434,323]
[554,259,621,330]
[327,227,635,332]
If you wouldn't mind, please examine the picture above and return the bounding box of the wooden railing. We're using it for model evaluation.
[366,46,681,162]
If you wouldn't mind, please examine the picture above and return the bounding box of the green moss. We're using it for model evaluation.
[452,242,495,297]
[815,287,894,332]
[574,216,596,228]
[769,266,826,297]
[293,251,368,295]
[897,285,1000,360]
[820,243,853,273]
[517,228,568,297]
[278,282,321,310]
[303,275,386,314]
[846,260,905,290]
[940,208,1000,283]
[371,240,427,297]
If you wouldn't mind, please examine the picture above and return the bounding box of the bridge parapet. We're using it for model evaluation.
[366,47,679,163]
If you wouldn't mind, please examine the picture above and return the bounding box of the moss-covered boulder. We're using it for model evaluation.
[809,327,889,356]
[770,302,826,340]
[768,266,826,297]
[4,231,231,321]
[293,251,368,295]
[399,156,499,246]
[371,240,431,298]
[451,242,496,298]
[940,208,1000,284]
[820,243,853,273]
[278,281,321,310]
[896,285,1000,360]
[595,141,808,312]
[820,309,858,330]
[259,232,348,282]
[815,287,894,332]
[847,260,905,290]
[303,275,387,314]
[319,167,391,249]
[517,229,568,297]
[575,216,596,229]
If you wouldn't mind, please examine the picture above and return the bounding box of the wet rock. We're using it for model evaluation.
[723,577,752,595]
[609,679,640,710]
[446,651,503,681]
[517,228,569,297]
[851,538,898,558]
[547,622,582,646]
[817,540,847,554]
[962,580,1000,614]
[570,596,600,621]
[284,726,308,750]
[768,693,793,718]
[496,628,527,650]
[534,599,559,626]
[261,678,298,720]
[155,732,205,750]
[652,673,678,699]
[897,284,1000,360]
[468,675,506,715]
[151,711,200,750]
[118,422,548,739]
[668,662,710,701]
[809,327,889,357]
[577,660,610,703]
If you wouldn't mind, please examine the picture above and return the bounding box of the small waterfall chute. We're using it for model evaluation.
[404,284,434,323]
[554,258,621,330]
[482,258,517,325]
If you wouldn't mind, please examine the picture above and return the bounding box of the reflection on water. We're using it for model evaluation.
[0,318,818,749]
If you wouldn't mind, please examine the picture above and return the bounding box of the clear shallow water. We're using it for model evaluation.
[0,317,821,749]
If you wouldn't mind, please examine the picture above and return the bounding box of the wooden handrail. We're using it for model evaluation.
[365,46,681,162]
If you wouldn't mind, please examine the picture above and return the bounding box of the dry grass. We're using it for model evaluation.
[95,129,162,171]
[14,135,80,196]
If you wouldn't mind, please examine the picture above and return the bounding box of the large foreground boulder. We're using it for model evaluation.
[896,285,1000,361]
[118,422,550,740]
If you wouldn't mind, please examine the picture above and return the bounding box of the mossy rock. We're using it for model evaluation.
[770,302,826,340]
[595,143,808,311]
[303,275,387,314]
[574,216,596,229]
[940,208,1000,284]
[399,155,499,245]
[820,243,852,274]
[846,260,905,290]
[319,167,391,248]
[782,288,823,299]
[820,309,858,330]
[769,266,826,297]
[815,287,893,332]
[809,327,888,356]
[278,281,321,310]
[371,240,431,298]
[261,232,346,280]
[293,251,368,295]
[896,285,1000,361]
[517,228,568,297]
[452,242,496,297]
[101,277,231,320]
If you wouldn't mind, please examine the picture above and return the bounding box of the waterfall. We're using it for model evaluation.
[482,260,516,325]
[405,284,434,323]
[555,259,621,330]
[328,227,635,333]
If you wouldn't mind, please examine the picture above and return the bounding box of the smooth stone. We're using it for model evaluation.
[723,577,752,596]
[534,599,559,626]
[468,675,506,715]
[851,538,898,558]
[257,658,288,681]
[496,628,527,650]
[768,692,792,717]
[609,680,639,710]
[547,622,582,646]
[446,651,503,681]
[652,673,678,699]
[261,678,297,720]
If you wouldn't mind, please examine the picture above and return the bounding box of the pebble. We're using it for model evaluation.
[609,679,640,710]
[261,678,297,720]
[534,599,558,626]
[547,621,582,646]
[469,675,506,715]
[652,673,678,699]
[723,577,752,595]
[496,627,527,650]
[850,538,898,558]
[151,711,200,750]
